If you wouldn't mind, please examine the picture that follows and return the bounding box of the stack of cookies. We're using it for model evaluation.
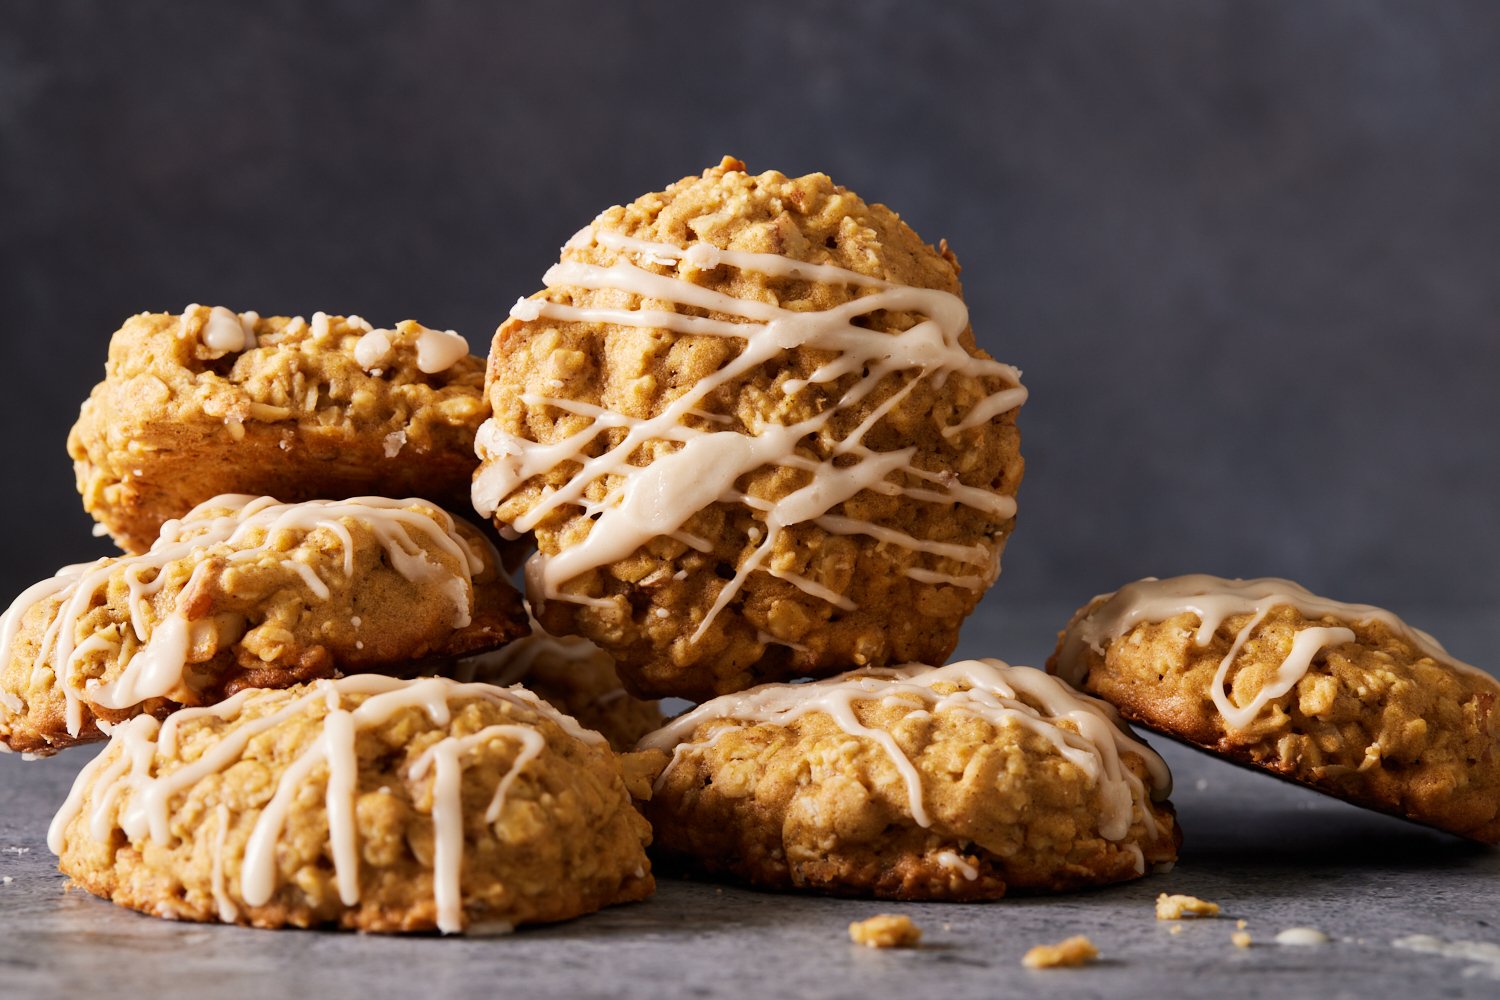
[3,158,1494,936]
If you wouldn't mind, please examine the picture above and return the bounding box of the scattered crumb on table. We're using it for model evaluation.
[1232,931,1253,949]
[1156,893,1221,920]
[849,914,922,949]
[1022,935,1098,969]
[1169,924,1184,936]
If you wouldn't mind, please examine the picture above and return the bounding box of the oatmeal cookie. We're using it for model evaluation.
[639,660,1177,898]
[0,496,527,755]
[1050,574,1500,843]
[49,675,654,932]
[70,307,487,554]
[474,157,1026,700]
[448,626,662,753]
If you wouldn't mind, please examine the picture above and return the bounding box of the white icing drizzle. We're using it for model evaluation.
[455,625,614,689]
[211,803,238,923]
[48,675,604,934]
[453,616,638,723]
[413,327,471,374]
[639,659,1169,865]
[1,496,484,739]
[474,226,1026,639]
[935,849,979,881]
[1053,575,1491,733]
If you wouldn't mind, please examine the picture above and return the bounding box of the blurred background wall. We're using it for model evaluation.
[3,1,1497,652]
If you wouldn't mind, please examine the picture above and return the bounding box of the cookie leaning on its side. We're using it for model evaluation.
[1049,574,1500,844]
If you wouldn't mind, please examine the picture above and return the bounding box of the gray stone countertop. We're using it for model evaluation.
[2,603,1497,999]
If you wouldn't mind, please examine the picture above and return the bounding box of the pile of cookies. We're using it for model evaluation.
[2,157,1495,936]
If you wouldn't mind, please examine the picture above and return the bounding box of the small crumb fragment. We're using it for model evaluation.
[1236,919,1248,930]
[1232,931,1253,949]
[2,876,13,885]
[1156,893,1221,920]
[849,914,922,949]
[1022,935,1098,969]
[1169,925,1184,936]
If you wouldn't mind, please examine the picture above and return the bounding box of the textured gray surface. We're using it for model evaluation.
[2,5,1498,994]
[2,610,1498,999]
[2,1,1499,611]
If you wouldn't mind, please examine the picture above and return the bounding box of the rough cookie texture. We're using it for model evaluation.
[443,631,663,752]
[70,308,488,554]
[1050,602,1500,844]
[480,158,1024,700]
[51,677,655,932]
[642,663,1177,899]
[1,498,527,755]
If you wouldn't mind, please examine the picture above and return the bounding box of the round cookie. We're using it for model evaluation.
[473,157,1026,701]
[1049,574,1500,843]
[49,675,655,933]
[450,626,663,753]
[70,307,487,554]
[638,660,1177,899]
[0,495,527,755]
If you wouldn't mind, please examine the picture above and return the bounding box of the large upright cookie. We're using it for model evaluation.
[70,307,487,554]
[639,659,1177,898]
[0,496,527,754]
[1050,574,1500,843]
[474,158,1026,700]
[50,675,655,933]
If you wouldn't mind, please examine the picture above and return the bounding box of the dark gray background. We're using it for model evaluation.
[3,1,1497,647]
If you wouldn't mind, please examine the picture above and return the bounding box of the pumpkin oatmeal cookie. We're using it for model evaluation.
[1050,574,1500,843]
[474,158,1025,700]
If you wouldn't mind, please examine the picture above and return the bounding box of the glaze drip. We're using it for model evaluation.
[473,226,1026,638]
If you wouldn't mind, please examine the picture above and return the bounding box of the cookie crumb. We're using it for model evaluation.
[1156,893,1221,920]
[1236,919,1248,930]
[1022,935,1098,969]
[849,914,922,949]
[1232,931,1253,949]
[1169,924,1184,936]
